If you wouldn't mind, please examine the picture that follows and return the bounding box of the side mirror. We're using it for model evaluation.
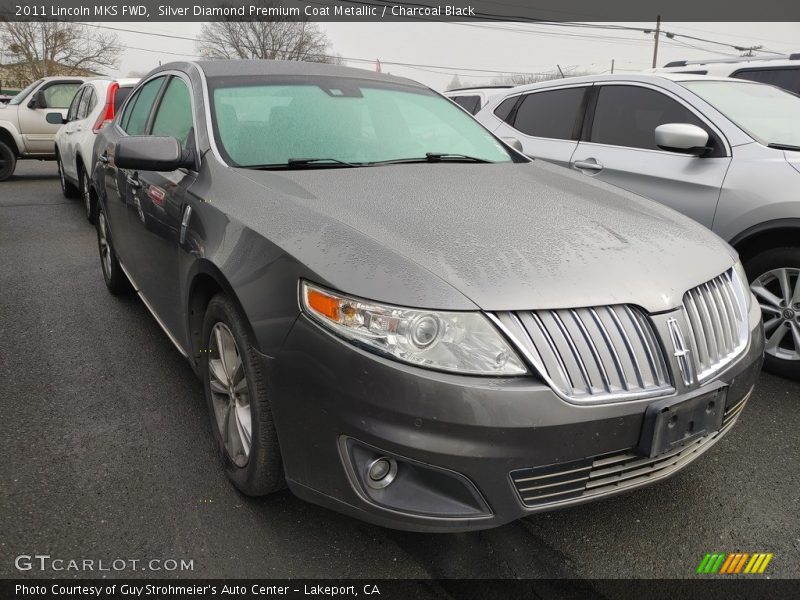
[46,112,66,125]
[655,123,711,156]
[28,89,47,109]
[501,137,524,153]
[115,136,192,171]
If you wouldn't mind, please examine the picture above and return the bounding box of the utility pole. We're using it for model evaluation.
[557,64,565,78]
[611,59,615,74]
[652,15,661,68]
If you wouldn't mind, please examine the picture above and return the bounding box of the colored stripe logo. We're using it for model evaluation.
[696,552,773,574]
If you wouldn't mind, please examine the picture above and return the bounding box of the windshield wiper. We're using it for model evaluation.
[369,153,492,166]
[243,158,360,170]
[425,152,491,163]
[768,143,800,152]
[287,157,359,167]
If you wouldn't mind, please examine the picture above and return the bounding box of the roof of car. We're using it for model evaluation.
[495,72,745,94]
[445,85,513,93]
[184,59,424,88]
[84,77,140,86]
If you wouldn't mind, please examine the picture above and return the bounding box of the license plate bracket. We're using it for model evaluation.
[636,383,727,458]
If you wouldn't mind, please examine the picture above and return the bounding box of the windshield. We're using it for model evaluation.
[209,77,511,168]
[9,79,44,106]
[682,80,800,147]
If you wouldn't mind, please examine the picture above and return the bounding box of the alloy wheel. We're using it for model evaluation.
[208,322,252,467]
[751,267,800,362]
[97,211,112,278]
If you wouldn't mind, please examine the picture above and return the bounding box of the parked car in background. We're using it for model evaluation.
[50,78,139,222]
[0,94,12,105]
[654,53,800,94]
[443,85,511,115]
[92,60,762,531]
[476,73,800,379]
[0,76,86,181]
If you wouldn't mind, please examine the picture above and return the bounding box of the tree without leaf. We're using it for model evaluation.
[197,5,335,63]
[0,21,121,83]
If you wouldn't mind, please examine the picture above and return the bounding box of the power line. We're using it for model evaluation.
[76,21,565,77]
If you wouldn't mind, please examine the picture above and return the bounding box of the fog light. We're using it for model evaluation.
[366,457,397,489]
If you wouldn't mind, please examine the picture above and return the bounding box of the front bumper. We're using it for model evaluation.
[267,301,763,532]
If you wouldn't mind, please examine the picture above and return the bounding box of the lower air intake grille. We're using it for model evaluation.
[511,392,750,509]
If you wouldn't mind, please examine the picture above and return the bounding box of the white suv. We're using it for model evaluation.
[443,86,512,115]
[654,53,800,95]
[51,78,138,222]
[0,77,86,180]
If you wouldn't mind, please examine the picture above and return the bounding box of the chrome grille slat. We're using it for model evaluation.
[588,307,629,391]
[524,311,574,392]
[498,304,672,402]
[683,269,749,381]
[605,305,646,388]
[550,311,593,394]
[512,464,593,484]
[570,309,612,393]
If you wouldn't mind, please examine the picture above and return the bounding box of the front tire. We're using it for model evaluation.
[96,207,132,295]
[201,293,284,496]
[57,153,79,198]
[745,247,800,381]
[0,141,16,181]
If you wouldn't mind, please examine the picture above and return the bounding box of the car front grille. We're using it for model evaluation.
[491,305,672,402]
[682,269,749,382]
[510,390,751,509]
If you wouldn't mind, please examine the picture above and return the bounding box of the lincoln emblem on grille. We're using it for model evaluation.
[667,317,694,386]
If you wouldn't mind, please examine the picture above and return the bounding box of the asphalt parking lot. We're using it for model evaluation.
[1,161,799,580]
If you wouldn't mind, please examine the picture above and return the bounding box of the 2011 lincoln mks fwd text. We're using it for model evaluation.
[91,61,763,532]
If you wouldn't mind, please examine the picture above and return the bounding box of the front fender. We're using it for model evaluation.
[0,119,24,154]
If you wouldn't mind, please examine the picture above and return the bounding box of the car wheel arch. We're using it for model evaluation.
[0,127,19,156]
[730,219,800,264]
[186,261,262,373]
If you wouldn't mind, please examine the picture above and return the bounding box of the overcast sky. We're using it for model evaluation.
[107,21,800,90]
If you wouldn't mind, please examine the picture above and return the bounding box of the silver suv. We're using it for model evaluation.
[0,76,85,180]
[475,73,800,380]
[655,53,800,95]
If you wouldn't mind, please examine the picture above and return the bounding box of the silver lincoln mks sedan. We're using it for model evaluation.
[91,60,763,531]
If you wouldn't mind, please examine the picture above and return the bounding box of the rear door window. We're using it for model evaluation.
[589,85,709,151]
[733,67,800,94]
[120,77,166,135]
[511,87,587,140]
[77,88,95,120]
[66,88,85,122]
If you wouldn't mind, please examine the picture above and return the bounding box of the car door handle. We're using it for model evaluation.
[180,205,193,245]
[573,159,604,173]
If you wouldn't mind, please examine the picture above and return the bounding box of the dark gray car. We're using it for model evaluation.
[91,60,763,532]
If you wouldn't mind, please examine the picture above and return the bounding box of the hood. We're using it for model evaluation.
[235,160,736,313]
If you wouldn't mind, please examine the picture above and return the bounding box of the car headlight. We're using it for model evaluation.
[732,260,753,310]
[300,281,527,376]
